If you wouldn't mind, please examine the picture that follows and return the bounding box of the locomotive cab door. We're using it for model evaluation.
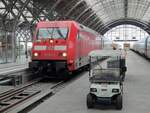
[76,31,82,68]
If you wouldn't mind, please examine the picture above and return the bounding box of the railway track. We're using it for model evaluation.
[0,77,65,113]
[0,79,41,113]
[0,68,86,113]
[0,63,67,113]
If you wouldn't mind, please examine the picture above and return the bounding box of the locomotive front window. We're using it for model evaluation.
[37,27,68,39]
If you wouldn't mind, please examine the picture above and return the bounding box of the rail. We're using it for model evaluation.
[0,79,41,113]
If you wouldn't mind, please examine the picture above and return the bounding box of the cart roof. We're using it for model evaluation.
[89,50,124,57]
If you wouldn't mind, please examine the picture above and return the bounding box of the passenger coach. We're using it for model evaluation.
[132,36,150,59]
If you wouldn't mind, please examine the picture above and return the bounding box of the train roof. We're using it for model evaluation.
[37,20,100,36]
[89,50,123,57]
[37,20,76,27]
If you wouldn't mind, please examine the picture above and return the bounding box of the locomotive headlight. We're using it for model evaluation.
[34,52,38,57]
[62,52,67,57]
[50,39,54,43]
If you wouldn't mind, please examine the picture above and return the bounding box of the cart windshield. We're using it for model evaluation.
[89,50,123,82]
[90,69,120,83]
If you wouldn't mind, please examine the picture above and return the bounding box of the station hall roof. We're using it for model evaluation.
[0,0,150,34]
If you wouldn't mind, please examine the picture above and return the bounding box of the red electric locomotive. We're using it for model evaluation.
[29,20,103,78]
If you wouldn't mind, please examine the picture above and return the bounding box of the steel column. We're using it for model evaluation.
[12,0,31,62]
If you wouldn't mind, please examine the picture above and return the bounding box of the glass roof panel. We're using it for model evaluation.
[85,0,124,24]
[85,0,150,25]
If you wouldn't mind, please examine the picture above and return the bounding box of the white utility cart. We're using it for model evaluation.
[87,50,127,110]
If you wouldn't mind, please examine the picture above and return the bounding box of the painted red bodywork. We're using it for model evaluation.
[32,20,103,72]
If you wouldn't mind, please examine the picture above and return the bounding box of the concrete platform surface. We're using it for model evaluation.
[0,63,28,75]
[0,62,28,69]
[29,51,150,113]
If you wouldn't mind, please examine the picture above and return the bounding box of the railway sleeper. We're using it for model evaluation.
[0,90,40,113]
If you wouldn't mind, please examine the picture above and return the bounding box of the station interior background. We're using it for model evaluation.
[0,1,150,112]
[0,24,148,64]
[0,0,150,64]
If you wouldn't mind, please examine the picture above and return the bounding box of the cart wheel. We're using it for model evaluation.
[87,93,95,108]
[116,94,122,110]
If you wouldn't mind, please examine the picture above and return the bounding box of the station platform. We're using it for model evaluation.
[29,51,150,113]
[0,62,28,75]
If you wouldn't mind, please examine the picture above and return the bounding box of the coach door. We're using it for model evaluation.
[76,32,82,68]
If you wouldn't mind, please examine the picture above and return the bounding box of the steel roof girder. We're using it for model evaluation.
[8,1,29,22]
[75,0,102,21]
[80,2,124,24]
[65,0,85,17]
[61,0,77,11]
[92,19,103,30]
[1,0,17,19]
[87,16,100,28]
[45,0,64,19]
[31,1,50,21]
[124,0,128,18]
[99,19,150,35]
[17,0,39,22]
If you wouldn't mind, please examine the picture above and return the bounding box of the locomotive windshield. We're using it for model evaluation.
[37,27,68,39]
